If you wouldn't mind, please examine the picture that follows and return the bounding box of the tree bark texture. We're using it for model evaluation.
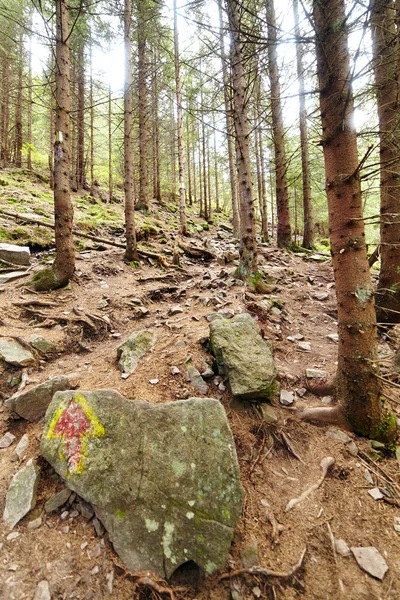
[225,0,257,278]
[370,0,400,324]
[15,42,23,168]
[76,40,86,190]
[173,0,187,235]
[137,0,149,211]
[124,0,138,261]
[313,0,394,440]
[265,0,291,248]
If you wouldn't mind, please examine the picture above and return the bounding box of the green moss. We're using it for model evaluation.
[370,404,397,443]
[31,268,59,292]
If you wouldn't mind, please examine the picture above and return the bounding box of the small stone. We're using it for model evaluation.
[334,538,350,556]
[218,382,226,392]
[280,390,294,406]
[270,307,281,316]
[0,339,35,367]
[351,546,389,580]
[321,396,332,404]
[77,499,94,520]
[370,440,385,451]
[297,341,311,352]
[169,305,184,315]
[201,367,214,379]
[260,404,278,424]
[14,434,29,459]
[117,330,156,375]
[69,509,79,518]
[61,510,69,520]
[6,531,20,541]
[28,516,42,530]
[368,488,384,500]
[326,428,352,443]
[327,333,338,343]
[306,369,328,379]
[0,432,16,448]
[44,488,71,514]
[252,586,262,598]
[296,388,307,397]
[33,580,51,600]
[364,469,374,485]
[170,366,180,375]
[241,539,259,568]
[175,340,186,347]
[3,459,39,528]
[106,571,114,594]
[60,525,69,534]
[93,517,105,537]
[347,441,359,456]
[137,306,149,317]
[93,543,102,558]
[149,379,159,385]
[187,365,209,395]
[313,292,329,301]
[287,334,304,342]
[91,565,99,575]
[29,335,55,355]
[394,517,400,533]
[81,542,88,550]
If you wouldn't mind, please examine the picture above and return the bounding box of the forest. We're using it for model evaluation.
[0,0,400,599]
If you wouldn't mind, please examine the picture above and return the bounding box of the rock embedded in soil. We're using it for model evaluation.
[306,368,328,379]
[0,432,16,448]
[13,433,29,460]
[351,547,389,580]
[326,428,352,443]
[41,390,243,578]
[44,487,71,513]
[33,580,51,600]
[0,242,30,266]
[297,341,311,352]
[260,404,278,424]
[186,365,209,395]
[0,339,35,367]
[209,313,278,401]
[5,376,72,421]
[334,538,350,557]
[280,390,294,406]
[117,329,155,374]
[29,334,55,355]
[368,488,384,500]
[3,459,40,529]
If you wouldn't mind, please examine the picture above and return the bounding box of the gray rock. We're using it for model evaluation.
[297,341,311,352]
[187,365,208,395]
[260,404,278,424]
[117,330,155,374]
[306,368,328,379]
[287,334,304,342]
[0,339,35,367]
[169,306,184,315]
[209,313,278,401]
[41,390,243,578]
[28,516,42,530]
[313,292,329,301]
[5,376,72,422]
[334,538,350,557]
[0,432,16,448]
[201,367,215,379]
[327,333,338,343]
[370,440,385,451]
[321,396,333,404]
[44,488,71,513]
[364,469,374,485]
[351,547,389,580]
[14,434,29,459]
[3,459,40,528]
[296,388,307,398]
[0,271,29,285]
[77,498,94,520]
[368,488,384,500]
[29,335,55,355]
[280,390,294,406]
[326,428,352,443]
[347,441,359,456]
[0,243,30,266]
[241,539,259,568]
[33,580,51,600]
[170,366,180,375]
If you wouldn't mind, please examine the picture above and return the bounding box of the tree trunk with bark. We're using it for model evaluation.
[124,0,138,261]
[27,34,33,170]
[89,39,95,196]
[1,53,10,166]
[108,83,113,203]
[15,40,23,168]
[218,0,240,237]
[173,0,187,235]
[33,0,75,291]
[76,40,86,190]
[313,0,395,440]
[265,0,291,248]
[293,0,314,249]
[136,0,149,211]
[152,49,161,203]
[370,0,400,324]
[225,0,257,278]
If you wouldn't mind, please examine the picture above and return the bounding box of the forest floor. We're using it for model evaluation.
[0,169,399,600]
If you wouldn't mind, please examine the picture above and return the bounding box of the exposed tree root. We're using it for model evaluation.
[285,457,335,512]
[218,547,306,582]
[260,498,284,542]
[297,405,352,429]
[177,240,215,261]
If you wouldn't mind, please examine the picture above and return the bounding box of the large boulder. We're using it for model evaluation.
[117,329,155,374]
[5,376,72,421]
[0,243,30,266]
[41,390,243,578]
[209,313,278,400]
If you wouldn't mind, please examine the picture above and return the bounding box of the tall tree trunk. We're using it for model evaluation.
[258,124,269,242]
[370,0,400,324]
[124,0,138,261]
[293,0,314,249]
[152,49,161,202]
[89,39,94,196]
[76,41,85,190]
[218,0,240,236]
[108,82,113,203]
[186,112,193,205]
[33,0,75,291]
[207,129,212,219]
[15,39,23,168]
[200,84,208,220]
[137,0,149,211]
[313,0,395,440]
[1,53,10,166]
[265,0,291,248]
[225,0,257,278]
[49,81,55,190]
[173,0,187,235]
[213,111,220,212]
[27,34,33,170]
[192,113,197,205]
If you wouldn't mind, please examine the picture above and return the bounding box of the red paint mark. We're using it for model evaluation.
[54,401,91,473]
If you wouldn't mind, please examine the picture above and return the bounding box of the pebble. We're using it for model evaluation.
[81,542,89,550]
[91,565,99,575]
[327,333,338,343]
[321,396,332,404]
[334,538,350,556]
[347,441,359,456]
[44,488,71,513]
[296,387,307,397]
[0,432,16,448]
[60,525,70,534]
[280,390,294,406]
[33,580,51,600]
[297,341,311,351]
[106,571,114,594]
[201,367,214,379]
[287,334,304,342]
[169,305,183,315]
[363,469,374,485]
[69,509,79,518]
[61,510,69,520]
[313,292,329,301]
[218,382,226,392]
[394,517,400,533]
[6,532,20,541]
[306,368,327,379]
[326,428,351,443]
[351,546,389,580]
[170,366,180,375]
[28,516,42,531]
[368,488,384,501]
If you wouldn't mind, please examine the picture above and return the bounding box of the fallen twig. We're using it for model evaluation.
[285,457,335,512]
[326,522,344,594]
[281,431,305,464]
[218,547,306,582]
[260,499,284,542]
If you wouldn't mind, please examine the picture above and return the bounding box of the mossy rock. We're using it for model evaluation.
[31,268,59,292]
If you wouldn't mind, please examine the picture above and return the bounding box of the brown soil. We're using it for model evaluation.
[0,198,399,600]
